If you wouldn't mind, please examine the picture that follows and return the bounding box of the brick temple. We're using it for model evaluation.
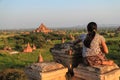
[33,23,52,33]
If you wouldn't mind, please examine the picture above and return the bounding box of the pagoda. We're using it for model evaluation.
[23,43,33,53]
[33,23,52,33]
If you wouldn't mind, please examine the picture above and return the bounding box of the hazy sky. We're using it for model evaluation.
[0,0,120,29]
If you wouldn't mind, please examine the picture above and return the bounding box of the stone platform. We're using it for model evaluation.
[50,42,82,69]
[25,62,68,80]
[73,64,120,80]
[25,42,120,80]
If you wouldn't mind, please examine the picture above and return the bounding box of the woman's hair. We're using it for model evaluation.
[84,22,97,48]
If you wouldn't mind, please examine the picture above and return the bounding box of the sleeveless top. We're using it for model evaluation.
[80,34,105,57]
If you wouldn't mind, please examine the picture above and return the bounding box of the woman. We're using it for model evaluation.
[73,22,114,66]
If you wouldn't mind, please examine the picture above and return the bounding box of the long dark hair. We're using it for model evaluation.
[84,22,97,48]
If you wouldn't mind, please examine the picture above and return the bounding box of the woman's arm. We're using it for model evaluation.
[101,40,108,54]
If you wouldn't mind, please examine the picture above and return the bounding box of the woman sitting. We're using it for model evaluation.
[73,22,114,66]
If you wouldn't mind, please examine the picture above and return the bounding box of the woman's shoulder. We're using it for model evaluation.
[96,34,105,42]
[96,34,104,37]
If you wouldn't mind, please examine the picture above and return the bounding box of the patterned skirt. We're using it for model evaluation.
[83,53,107,66]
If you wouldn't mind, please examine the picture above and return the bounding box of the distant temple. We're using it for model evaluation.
[69,34,75,41]
[33,23,52,33]
[4,46,12,51]
[116,26,120,33]
[32,44,36,50]
[23,43,33,53]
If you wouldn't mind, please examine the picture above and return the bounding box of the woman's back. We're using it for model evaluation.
[81,34,105,57]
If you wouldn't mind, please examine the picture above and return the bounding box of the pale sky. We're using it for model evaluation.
[0,0,120,29]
